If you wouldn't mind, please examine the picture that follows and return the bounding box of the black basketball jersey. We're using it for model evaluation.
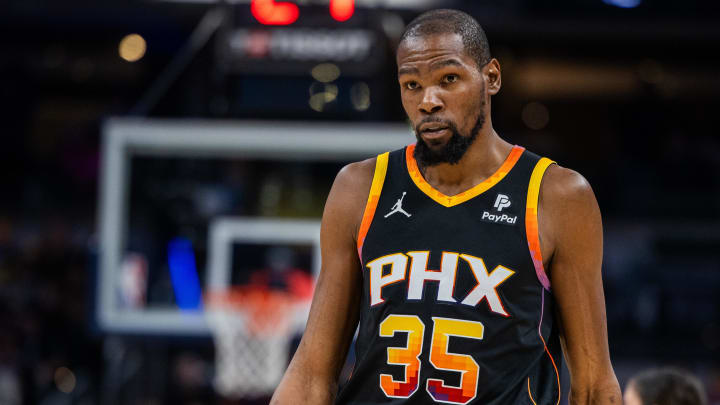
[336,144,562,405]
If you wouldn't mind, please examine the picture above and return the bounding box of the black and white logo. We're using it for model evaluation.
[482,193,517,225]
[385,192,411,218]
[493,194,511,212]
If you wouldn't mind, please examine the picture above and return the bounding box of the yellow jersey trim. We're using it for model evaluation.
[357,152,389,259]
[525,157,555,291]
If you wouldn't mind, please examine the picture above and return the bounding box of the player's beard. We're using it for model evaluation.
[413,102,486,167]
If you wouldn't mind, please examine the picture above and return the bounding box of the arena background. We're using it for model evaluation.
[0,0,719,404]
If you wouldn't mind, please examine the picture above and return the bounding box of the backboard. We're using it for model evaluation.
[97,118,413,335]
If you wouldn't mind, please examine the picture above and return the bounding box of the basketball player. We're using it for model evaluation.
[272,9,621,404]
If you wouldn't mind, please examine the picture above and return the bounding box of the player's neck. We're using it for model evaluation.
[419,126,513,197]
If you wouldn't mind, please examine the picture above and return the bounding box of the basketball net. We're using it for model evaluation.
[205,287,298,399]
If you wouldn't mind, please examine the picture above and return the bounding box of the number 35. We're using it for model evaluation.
[379,314,485,404]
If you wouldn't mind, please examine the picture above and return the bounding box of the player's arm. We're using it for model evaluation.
[539,165,622,405]
[270,159,374,405]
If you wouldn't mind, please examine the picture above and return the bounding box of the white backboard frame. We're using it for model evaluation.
[206,216,322,290]
[98,118,413,335]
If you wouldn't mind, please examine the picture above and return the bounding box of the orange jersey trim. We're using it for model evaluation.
[534,290,562,405]
[405,144,525,207]
[540,331,562,405]
[527,377,538,405]
[357,152,389,259]
[525,157,555,290]
[540,291,562,405]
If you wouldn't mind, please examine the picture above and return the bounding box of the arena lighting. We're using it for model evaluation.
[118,33,147,62]
[311,63,341,83]
[351,81,370,111]
[602,0,642,8]
[54,367,77,394]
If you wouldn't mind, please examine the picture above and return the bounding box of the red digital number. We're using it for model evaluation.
[251,0,300,26]
[251,0,354,25]
[330,0,355,22]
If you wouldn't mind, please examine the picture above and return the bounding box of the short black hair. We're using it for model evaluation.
[630,367,707,405]
[399,9,492,70]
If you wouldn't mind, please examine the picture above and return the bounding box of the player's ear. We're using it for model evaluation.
[485,58,501,96]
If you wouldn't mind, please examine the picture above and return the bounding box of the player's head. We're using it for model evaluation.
[400,9,492,71]
[624,368,706,405]
[397,9,500,167]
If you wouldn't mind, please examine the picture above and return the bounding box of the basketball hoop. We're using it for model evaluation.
[204,286,306,399]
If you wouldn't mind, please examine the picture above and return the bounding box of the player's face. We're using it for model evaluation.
[397,32,488,165]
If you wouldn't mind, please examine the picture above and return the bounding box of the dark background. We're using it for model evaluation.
[0,0,719,404]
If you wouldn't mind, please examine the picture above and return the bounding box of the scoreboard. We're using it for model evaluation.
[149,0,443,117]
[215,0,404,76]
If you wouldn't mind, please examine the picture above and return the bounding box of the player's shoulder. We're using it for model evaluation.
[333,146,403,199]
[535,162,601,254]
[324,156,381,236]
[538,162,600,224]
[339,156,377,179]
[541,163,594,201]
[334,156,377,195]
[326,156,380,218]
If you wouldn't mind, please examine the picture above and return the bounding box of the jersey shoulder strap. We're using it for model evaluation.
[356,152,389,258]
[525,155,556,290]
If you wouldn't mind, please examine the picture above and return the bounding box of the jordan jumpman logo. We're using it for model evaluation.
[384,192,412,218]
